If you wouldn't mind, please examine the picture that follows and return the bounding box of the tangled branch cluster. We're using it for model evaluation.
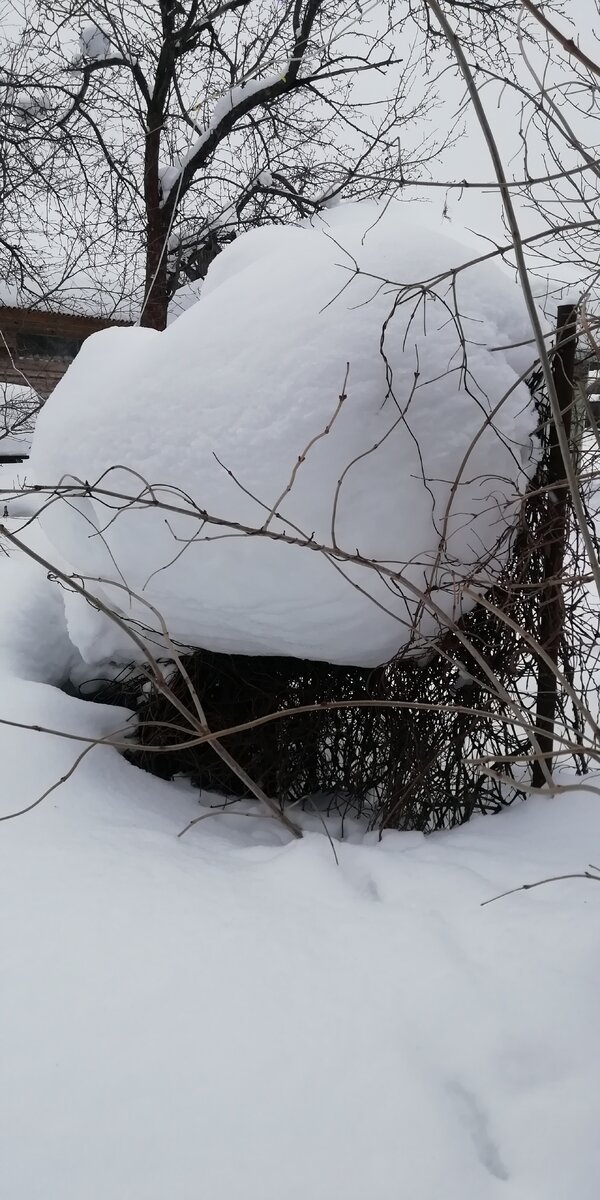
[67,373,597,834]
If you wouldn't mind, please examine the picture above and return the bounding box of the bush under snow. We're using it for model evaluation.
[30,202,540,667]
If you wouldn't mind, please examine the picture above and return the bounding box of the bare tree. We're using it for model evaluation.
[0,0,467,328]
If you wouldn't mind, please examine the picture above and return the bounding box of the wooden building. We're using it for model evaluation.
[0,305,131,400]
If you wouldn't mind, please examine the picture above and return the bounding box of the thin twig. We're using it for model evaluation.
[482,865,600,906]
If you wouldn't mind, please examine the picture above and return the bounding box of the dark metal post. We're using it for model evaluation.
[532,304,578,788]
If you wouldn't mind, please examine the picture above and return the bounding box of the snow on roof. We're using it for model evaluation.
[0,269,140,323]
[0,433,31,455]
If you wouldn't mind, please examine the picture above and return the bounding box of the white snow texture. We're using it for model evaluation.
[0,539,600,1200]
[31,201,540,666]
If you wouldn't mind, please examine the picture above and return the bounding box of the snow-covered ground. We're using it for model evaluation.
[1,531,600,1199]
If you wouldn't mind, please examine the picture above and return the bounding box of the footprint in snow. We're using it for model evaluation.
[448,1080,509,1182]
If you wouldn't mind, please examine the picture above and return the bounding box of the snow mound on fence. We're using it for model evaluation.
[30,201,540,666]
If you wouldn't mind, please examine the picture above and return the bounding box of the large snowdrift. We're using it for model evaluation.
[1,535,600,1199]
[30,202,540,666]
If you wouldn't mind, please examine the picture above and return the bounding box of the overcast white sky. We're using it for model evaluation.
[2,0,598,310]
[411,0,599,287]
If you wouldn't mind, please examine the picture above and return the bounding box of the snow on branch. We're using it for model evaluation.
[78,23,112,63]
[159,72,288,205]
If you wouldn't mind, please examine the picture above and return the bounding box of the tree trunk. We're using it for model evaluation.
[141,112,169,331]
[531,303,577,787]
[142,207,170,330]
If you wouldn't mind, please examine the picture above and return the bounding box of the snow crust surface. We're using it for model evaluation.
[31,202,540,666]
[0,540,599,1200]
